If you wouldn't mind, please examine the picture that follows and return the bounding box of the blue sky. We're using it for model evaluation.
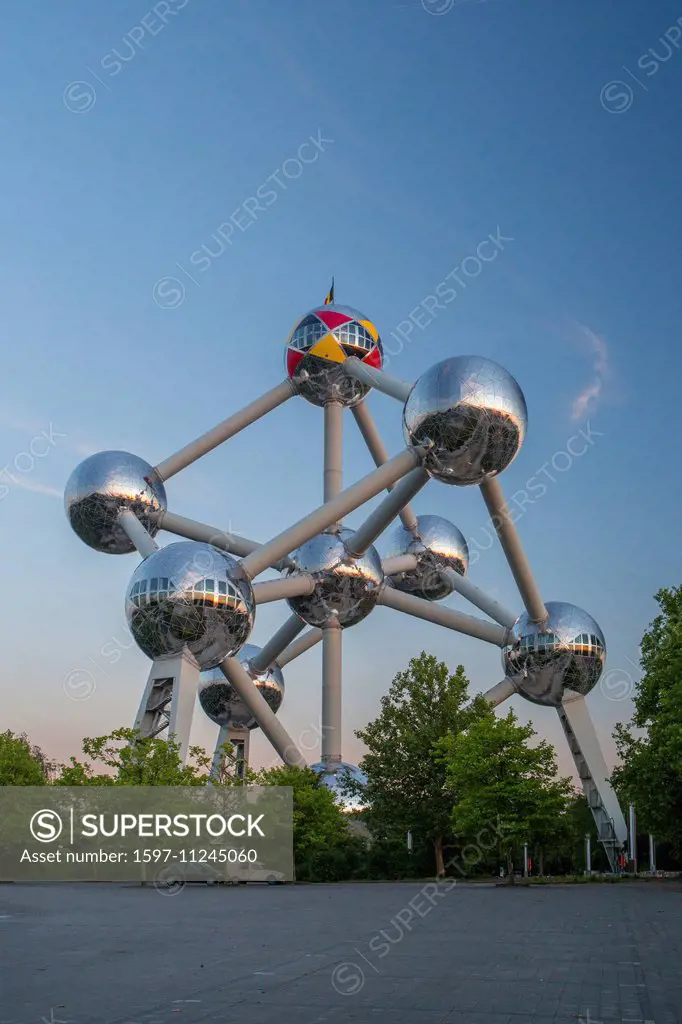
[1,0,680,777]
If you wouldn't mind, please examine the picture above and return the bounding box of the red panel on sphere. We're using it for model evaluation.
[315,308,353,330]
[363,347,383,370]
[287,349,305,377]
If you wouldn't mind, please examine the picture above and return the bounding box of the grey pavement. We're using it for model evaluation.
[0,881,680,1024]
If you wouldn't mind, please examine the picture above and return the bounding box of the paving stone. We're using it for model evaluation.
[0,881,680,1023]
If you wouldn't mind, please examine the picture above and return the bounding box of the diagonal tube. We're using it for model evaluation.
[480,678,517,706]
[351,402,419,534]
[152,379,296,483]
[150,510,294,572]
[479,477,548,624]
[344,358,412,402]
[253,575,315,605]
[438,568,517,629]
[219,656,307,768]
[240,447,426,581]
[118,509,159,558]
[382,553,419,576]
[344,467,430,558]
[277,627,323,668]
[250,615,306,674]
[378,585,510,646]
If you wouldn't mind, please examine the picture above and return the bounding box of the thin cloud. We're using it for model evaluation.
[571,323,610,421]
[0,410,95,457]
[5,477,62,499]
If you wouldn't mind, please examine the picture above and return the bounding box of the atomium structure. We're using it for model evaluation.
[64,294,627,860]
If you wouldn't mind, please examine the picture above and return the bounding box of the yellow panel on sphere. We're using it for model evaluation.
[359,319,379,342]
[308,334,346,363]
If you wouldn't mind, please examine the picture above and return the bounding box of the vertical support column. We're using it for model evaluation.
[322,399,344,767]
[321,618,342,766]
[210,724,230,781]
[523,843,528,877]
[585,834,592,875]
[229,724,250,780]
[324,401,343,529]
[628,803,637,872]
[649,834,656,873]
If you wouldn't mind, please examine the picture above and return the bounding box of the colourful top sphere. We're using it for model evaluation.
[285,303,383,407]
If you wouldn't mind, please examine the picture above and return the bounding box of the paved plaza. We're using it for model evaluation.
[0,881,680,1024]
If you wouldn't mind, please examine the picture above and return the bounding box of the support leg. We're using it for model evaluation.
[210,724,230,781]
[556,695,628,872]
[134,651,200,764]
[229,725,250,780]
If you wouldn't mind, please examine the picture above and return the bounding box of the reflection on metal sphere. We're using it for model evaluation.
[382,514,468,602]
[311,761,368,812]
[503,602,606,707]
[402,356,527,485]
[198,644,285,730]
[64,451,166,554]
[125,541,255,670]
[285,303,383,407]
[286,528,384,628]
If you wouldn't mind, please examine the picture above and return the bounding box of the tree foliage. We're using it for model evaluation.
[612,586,682,856]
[252,764,351,869]
[439,706,571,878]
[354,651,483,876]
[0,730,50,786]
[54,728,213,786]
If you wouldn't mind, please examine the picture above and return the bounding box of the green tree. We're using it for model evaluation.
[354,652,481,877]
[440,706,571,880]
[253,764,351,873]
[0,730,50,785]
[54,728,212,785]
[612,586,682,857]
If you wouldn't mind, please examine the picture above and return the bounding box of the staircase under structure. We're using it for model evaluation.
[557,693,628,872]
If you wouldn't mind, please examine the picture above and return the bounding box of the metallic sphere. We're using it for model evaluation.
[503,602,606,707]
[125,541,255,670]
[198,645,285,730]
[382,514,469,602]
[285,303,383,407]
[285,528,384,628]
[311,761,368,813]
[64,451,166,554]
[402,356,527,485]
